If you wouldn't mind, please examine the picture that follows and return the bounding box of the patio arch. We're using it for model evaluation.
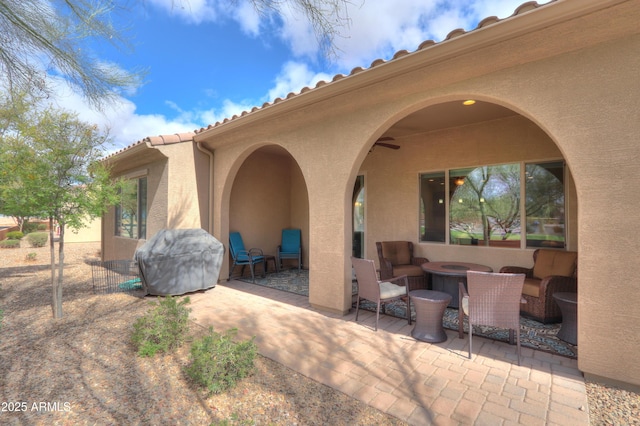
[348,94,578,259]
[215,142,310,285]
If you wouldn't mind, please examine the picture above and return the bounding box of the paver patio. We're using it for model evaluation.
[187,280,589,425]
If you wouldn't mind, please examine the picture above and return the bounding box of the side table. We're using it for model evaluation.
[409,290,452,343]
[553,292,577,345]
[263,255,279,274]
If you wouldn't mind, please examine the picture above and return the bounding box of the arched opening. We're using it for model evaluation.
[347,98,578,356]
[355,99,577,265]
[228,145,310,283]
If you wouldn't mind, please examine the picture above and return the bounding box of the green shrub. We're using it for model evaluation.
[26,232,48,248]
[6,231,23,240]
[25,252,38,261]
[0,240,20,249]
[131,296,191,357]
[37,223,47,231]
[185,327,257,395]
[22,222,39,234]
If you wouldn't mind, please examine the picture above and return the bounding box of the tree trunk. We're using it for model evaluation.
[55,224,65,319]
[50,218,62,319]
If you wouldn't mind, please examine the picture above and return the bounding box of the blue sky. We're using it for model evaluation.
[48,0,550,151]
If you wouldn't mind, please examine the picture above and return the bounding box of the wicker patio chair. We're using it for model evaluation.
[500,249,577,323]
[352,256,411,331]
[376,241,429,292]
[458,271,526,365]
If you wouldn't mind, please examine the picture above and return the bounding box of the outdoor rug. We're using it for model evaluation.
[238,269,577,359]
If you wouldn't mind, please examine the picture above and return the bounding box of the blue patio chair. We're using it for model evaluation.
[278,228,302,271]
[228,232,266,282]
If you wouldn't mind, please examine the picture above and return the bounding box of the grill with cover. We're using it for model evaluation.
[134,228,224,296]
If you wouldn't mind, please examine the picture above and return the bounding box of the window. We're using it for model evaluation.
[419,172,446,242]
[115,177,147,239]
[419,162,565,249]
[525,162,565,248]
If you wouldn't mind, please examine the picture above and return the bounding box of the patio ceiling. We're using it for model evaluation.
[381,100,518,139]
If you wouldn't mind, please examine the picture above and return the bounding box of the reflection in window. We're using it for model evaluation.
[525,162,565,248]
[419,162,565,249]
[419,172,446,242]
[449,164,521,246]
[115,177,147,239]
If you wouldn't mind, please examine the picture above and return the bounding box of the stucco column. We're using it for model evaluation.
[307,183,353,315]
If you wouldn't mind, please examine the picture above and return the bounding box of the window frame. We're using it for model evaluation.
[115,175,147,240]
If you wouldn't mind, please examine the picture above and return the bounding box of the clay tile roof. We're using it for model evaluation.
[102,132,195,160]
[193,0,553,135]
[144,132,195,146]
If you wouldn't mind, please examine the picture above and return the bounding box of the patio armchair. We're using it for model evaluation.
[228,232,266,283]
[500,249,577,324]
[278,228,302,271]
[376,241,429,292]
[458,271,526,365]
[351,256,411,331]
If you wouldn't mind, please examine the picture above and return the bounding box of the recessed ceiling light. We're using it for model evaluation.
[463,99,476,106]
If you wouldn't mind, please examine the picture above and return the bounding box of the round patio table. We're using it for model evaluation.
[421,262,493,308]
[553,292,577,345]
[409,290,452,343]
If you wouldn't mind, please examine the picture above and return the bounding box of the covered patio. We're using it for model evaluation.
[230,267,578,359]
[188,279,589,424]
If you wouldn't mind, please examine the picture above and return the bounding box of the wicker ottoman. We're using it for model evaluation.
[553,292,578,345]
[409,290,452,343]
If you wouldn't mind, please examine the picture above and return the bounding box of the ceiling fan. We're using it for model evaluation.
[374,136,400,150]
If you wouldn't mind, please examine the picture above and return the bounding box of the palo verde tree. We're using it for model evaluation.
[0,101,122,319]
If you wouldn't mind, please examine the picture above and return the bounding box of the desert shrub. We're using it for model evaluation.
[25,252,38,261]
[185,327,257,395]
[131,296,191,357]
[22,222,39,234]
[0,240,20,249]
[26,232,48,248]
[5,231,23,240]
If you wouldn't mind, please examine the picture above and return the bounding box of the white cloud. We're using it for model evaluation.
[46,77,199,152]
[146,0,220,24]
[323,0,552,70]
[142,0,551,69]
[268,61,333,101]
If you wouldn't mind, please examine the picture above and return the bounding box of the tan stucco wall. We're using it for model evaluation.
[102,142,210,261]
[199,2,640,387]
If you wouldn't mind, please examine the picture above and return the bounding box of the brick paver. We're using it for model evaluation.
[188,281,590,425]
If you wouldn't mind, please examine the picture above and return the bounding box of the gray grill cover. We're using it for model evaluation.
[135,229,224,296]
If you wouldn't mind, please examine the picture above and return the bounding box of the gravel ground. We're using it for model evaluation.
[1,242,639,425]
[0,242,405,425]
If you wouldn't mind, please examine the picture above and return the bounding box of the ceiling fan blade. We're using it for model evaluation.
[376,136,395,142]
[374,142,400,150]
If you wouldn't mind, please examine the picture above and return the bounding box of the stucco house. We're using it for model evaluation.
[102,0,640,390]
